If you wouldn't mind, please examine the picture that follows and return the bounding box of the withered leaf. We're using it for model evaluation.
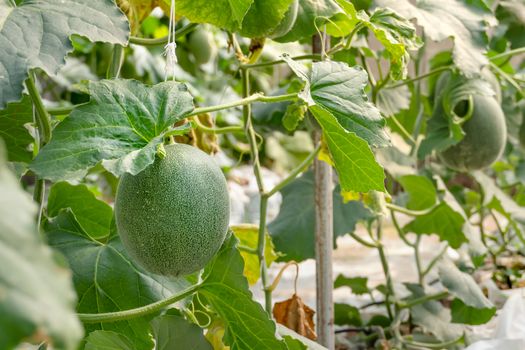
[273,294,317,340]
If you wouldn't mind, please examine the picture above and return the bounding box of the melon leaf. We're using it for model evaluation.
[44,209,190,350]
[31,79,194,181]
[0,140,83,350]
[199,234,289,350]
[0,0,129,108]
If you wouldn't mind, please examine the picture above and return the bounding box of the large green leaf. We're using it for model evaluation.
[438,259,496,325]
[404,203,467,248]
[173,0,295,38]
[331,2,421,79]
[151,314,212,350]
[283,53,388,192]
[376,85,411,117]
[275,0,342,42]
[175,0,253,32]
[269,171,374,261]
[376,0,496,76]
[334,275,369,295]
[199,234,288,350]
[0,0,129,108]
[0,95,33,163]
[305,60,390,147]
[30,80,194,181]
[239,0,295,38]
[334,303,362,326]
[311,106,386,192]
[44,210,189,349]
[48,182,113,240]
[397,175,437,210]
[366,8,422,79]
[0,141,83,350]
[85,330,134,350]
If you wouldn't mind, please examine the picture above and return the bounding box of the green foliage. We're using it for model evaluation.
[173,0,295,38]
[334,275,369,295]
[31,80,194,181]
[274,0,342,42]
[404,203,467,248]
[0,141,83,350]
[230,225,278,285]
[115,143,230,277]
[44,210,190,349]
[438,259,496,324]
[85,330,134,350]
[48,182,113,239]
[283,56,388,192]
[199,234,288,349]
[377,0,496,77]
[3,0,525,347]
[269,171,374,261]
[151,313,213,350]
[0,95,34,163]
[0,0,129,108]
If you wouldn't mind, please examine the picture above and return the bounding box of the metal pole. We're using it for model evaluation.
[312,33,335,349]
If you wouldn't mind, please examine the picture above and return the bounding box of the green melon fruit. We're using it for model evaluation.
[481,67,502,103]
[115,143,230,277]
[188,28,217,65]
[269,0,299,39]
[438,95,507,172]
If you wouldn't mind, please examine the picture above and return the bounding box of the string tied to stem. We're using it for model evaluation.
[163,0,177,81]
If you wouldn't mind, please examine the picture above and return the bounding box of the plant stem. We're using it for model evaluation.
[33,179,45,228]
[389,114,416,145]
[47,105,75,116]
[375,219,396,320]
[240,54,322,70]
[489,47,525,61]
[129,23,198,46]
[27,72,51,227]
[47,93,298,120]
[237,245,258,254]
[241,69,272,313]
[26,73,51,144]
[106,45,125,79]
[397,290,448,309]
[265,144,321,198]
[385,202,436,217]
[414,235,424,285]
[385,66,451,89]
[372,74,390,104]
[360,53,376,88]
[402,334,463,349]
[421,244,448,278]
[78,284,201,323]
[192,117,244,135]
[390,210,415,247]
[187,93,297,118]
[490,62,525,98]
[348,231,379,248]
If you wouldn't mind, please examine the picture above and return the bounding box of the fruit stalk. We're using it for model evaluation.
[78,283,202,323]
[241,68,272,313]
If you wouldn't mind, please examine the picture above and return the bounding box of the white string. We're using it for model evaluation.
[164,0,177,81]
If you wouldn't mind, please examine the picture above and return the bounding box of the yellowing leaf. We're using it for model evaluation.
[230,224,278,285]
